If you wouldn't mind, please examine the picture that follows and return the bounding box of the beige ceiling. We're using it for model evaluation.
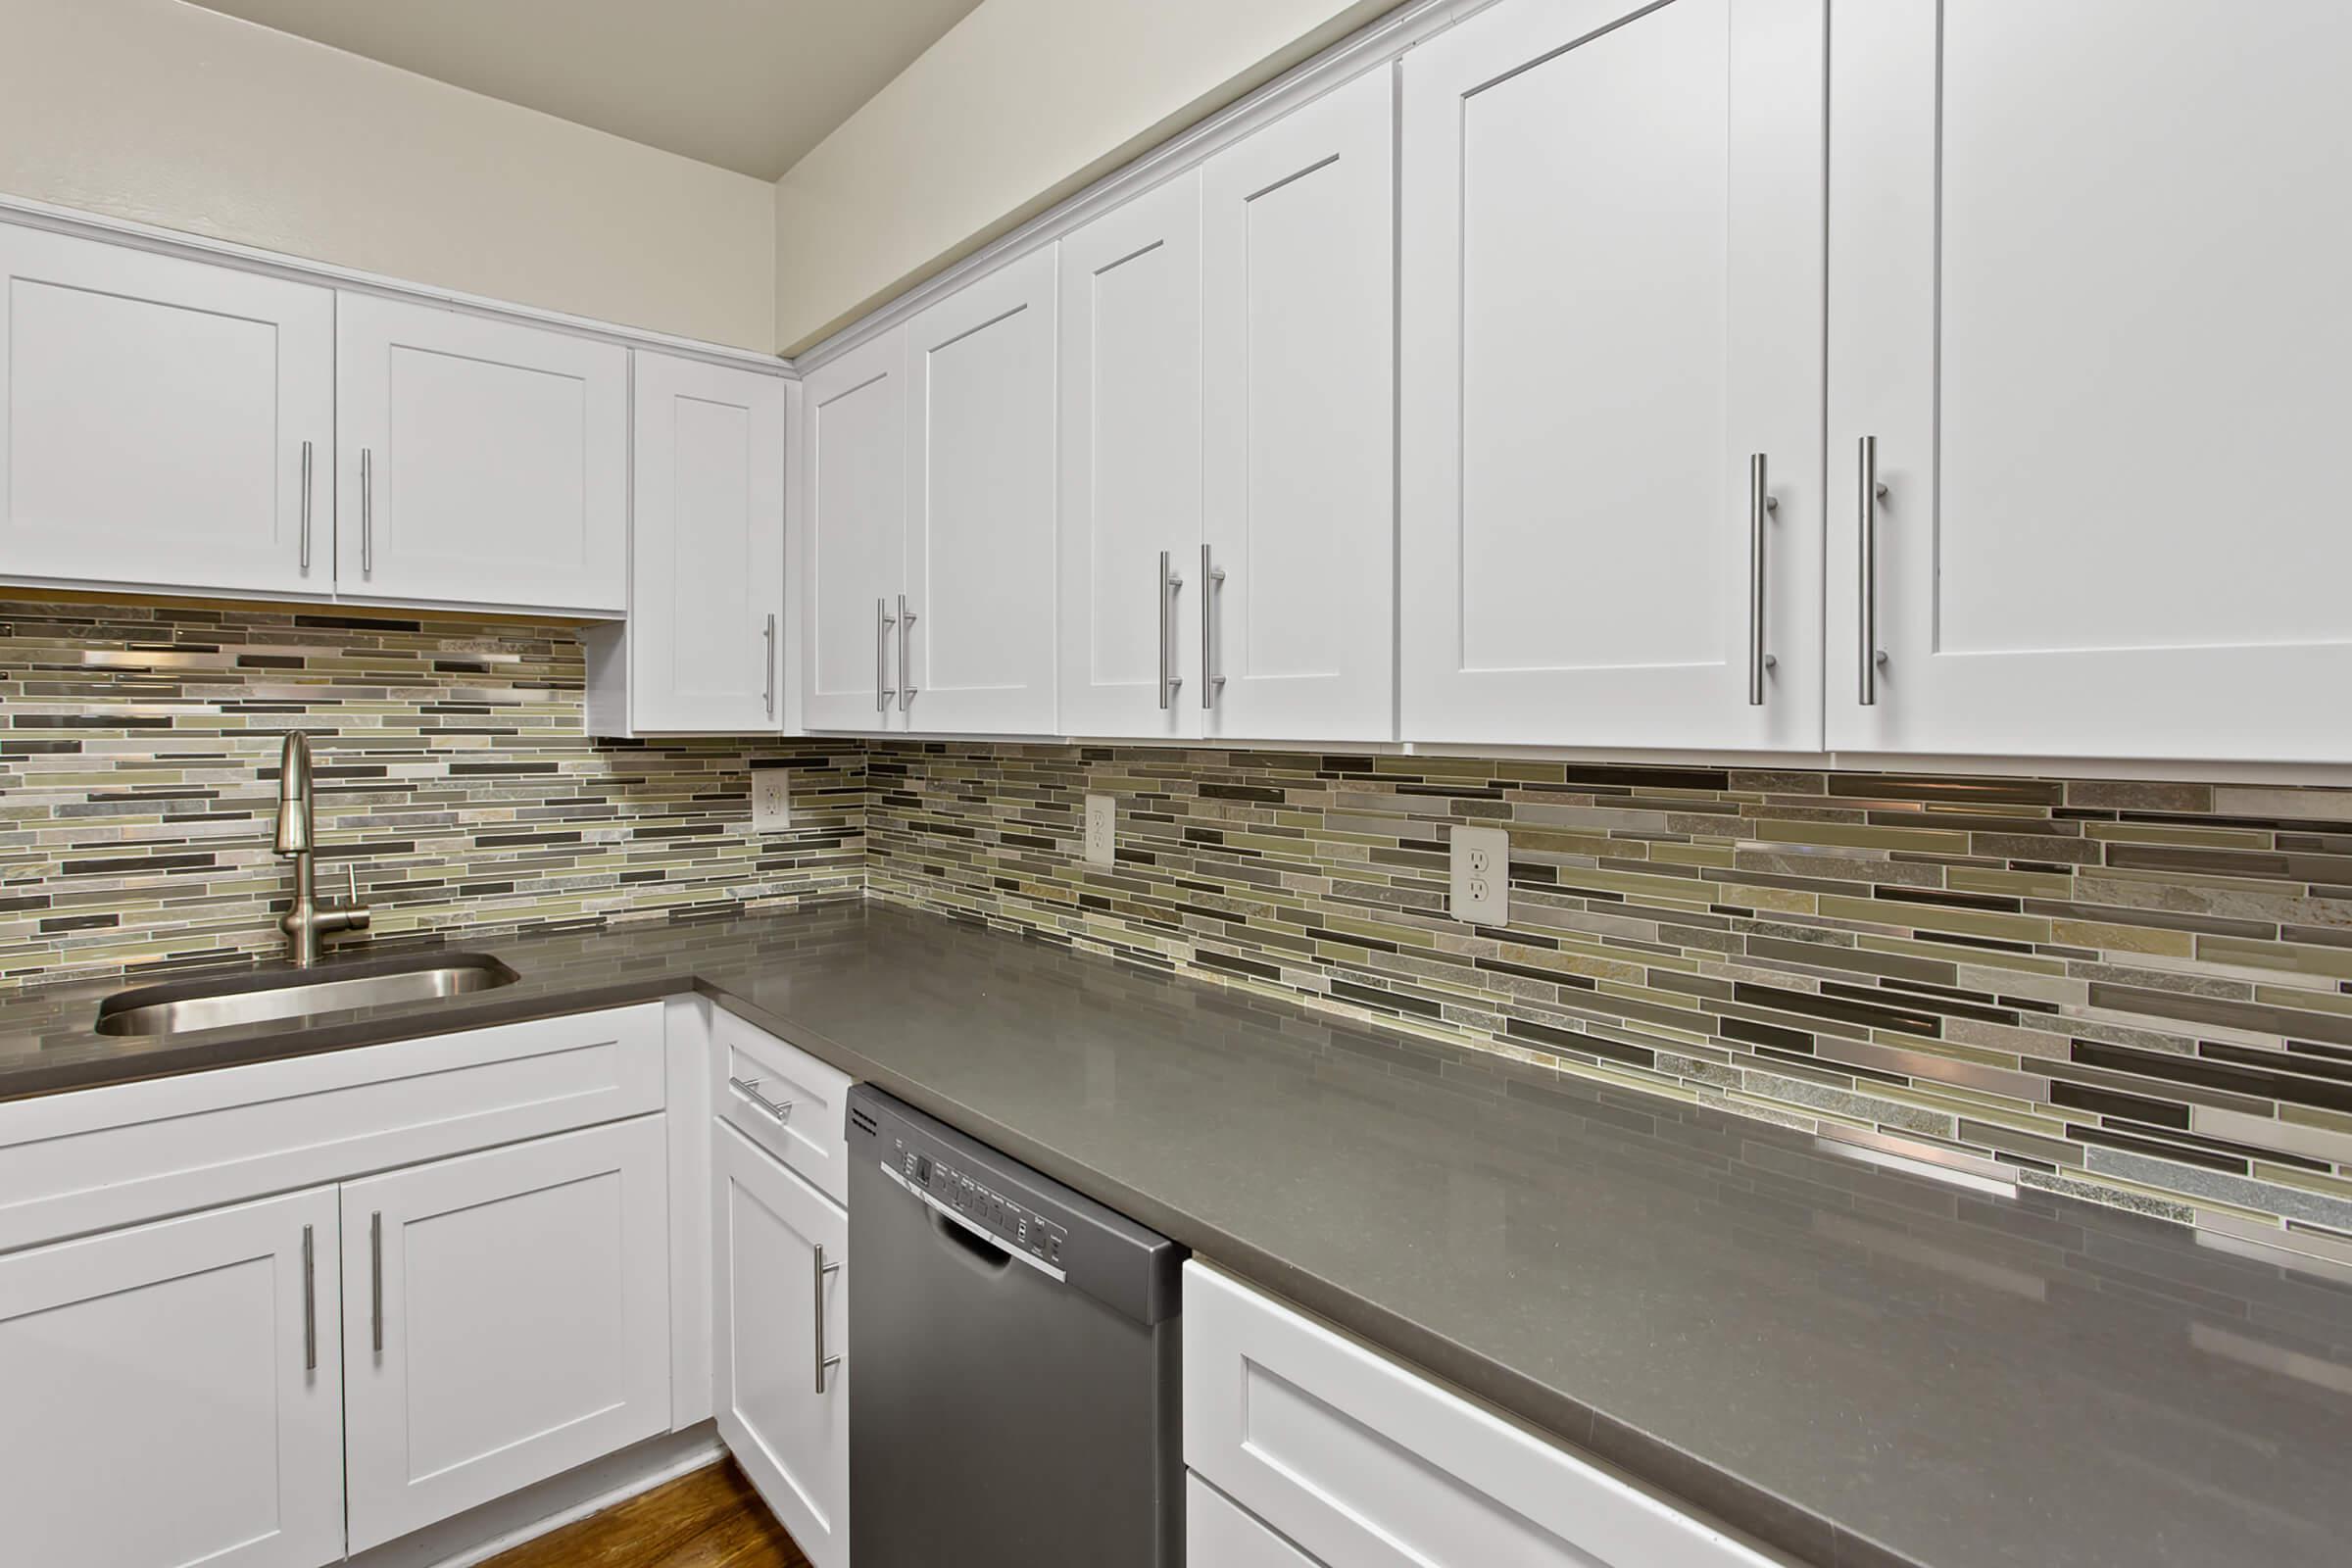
[185,0,986,181]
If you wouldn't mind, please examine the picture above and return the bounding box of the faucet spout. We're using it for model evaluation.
[272,730,369,966]
[274,731,315,855]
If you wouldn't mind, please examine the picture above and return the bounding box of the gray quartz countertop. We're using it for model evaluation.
[5,900,2351,1568]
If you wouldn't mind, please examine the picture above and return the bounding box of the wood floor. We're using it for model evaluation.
[482,1461,811,1568]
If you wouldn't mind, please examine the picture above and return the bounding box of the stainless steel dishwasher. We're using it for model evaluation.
[847,1085,1185,1566]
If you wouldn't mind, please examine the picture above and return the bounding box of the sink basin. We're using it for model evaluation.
[94,952,520,1037]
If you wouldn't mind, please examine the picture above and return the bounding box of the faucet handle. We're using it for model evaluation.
[336,861,372,930]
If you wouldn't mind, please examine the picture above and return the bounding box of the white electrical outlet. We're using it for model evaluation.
[1450,824,1509,924]
[752,770,791,833]
[1084,794,1116,866]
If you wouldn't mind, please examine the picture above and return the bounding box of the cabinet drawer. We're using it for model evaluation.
[1189,1474,1323,1567]
[1183,1263,1776,1568]
[0,1004,665,1252]
[712,1006,854,1205]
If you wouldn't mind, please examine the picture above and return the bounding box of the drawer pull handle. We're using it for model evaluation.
[729,1075,795,1123]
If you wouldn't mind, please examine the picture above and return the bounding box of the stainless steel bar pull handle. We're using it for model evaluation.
[369,1209,384,1354]
[301,1222,318,1373]
[1747,454,1777,707]
[298,440,314,572]
[360,448,375,578]
[728,1074,794,1123]
[1200,544,1226,710]
[812,1243,843,1394]
[877,597,897,711]
[898,594,916,710]
[1858,436,1888,706]
[762,612,777,717]
[1157,550,1184,710]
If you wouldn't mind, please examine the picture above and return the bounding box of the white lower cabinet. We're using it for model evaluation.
[1184,1262,1775,1568]
[713,1004,858,1205]
[0,1187,346,1568]
[342,1114,673,1552]
[712,1121,850,1568]
[1190,1474,1322,1567]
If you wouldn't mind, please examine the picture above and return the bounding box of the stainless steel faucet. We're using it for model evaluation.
[273,731,370,966]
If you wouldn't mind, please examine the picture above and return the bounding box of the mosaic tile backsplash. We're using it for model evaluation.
[866,742,2352,1258]
[0,598,861,981]
[13,591,2352,1254]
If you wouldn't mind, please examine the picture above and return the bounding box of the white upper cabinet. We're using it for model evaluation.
[1400,0,1826,752]
[0,225,332,599]
[1057,172,1204,740]
[337,292,627,613]
[623,353,787,732]
[1202,68,1397,743]
[800,326,909,731]
[1829,0,2352,763]
[903,247,1061,734]
[0,1187,345,1568]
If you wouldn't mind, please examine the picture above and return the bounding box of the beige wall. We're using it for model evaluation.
[772,0,1407,355]
[0,0,777,351]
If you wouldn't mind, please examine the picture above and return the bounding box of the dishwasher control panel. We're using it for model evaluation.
[890,1134,1068,1268]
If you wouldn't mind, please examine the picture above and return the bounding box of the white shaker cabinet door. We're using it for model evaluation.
[800,326,909,731]
[0,224,332,599]
[1400,0,1826,750]
[1829,0,2352,763]
[1202,67,1397,744]
[712,1123,850,1568]
[336,292,626,613]
[1057,172,1204,740]
[0,1187,344,1568]
[341,1116,671,1552]
[903,246,1060,734]
[630,353,787,732]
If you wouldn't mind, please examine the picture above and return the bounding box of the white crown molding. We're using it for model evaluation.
[0,191,793,377]
[787,0,1492,373]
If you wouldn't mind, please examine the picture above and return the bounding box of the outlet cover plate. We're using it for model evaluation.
[1451,825,1508,924]
[753,771,791,833]
[1084,794,1116,866]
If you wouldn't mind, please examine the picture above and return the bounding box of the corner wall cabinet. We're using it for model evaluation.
[799,325,911,730]
[0,223,334,600]
[586,353,789,734]
[801,247,1060,736]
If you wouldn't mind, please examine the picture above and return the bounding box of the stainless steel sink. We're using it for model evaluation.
[94,952,520,1037]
